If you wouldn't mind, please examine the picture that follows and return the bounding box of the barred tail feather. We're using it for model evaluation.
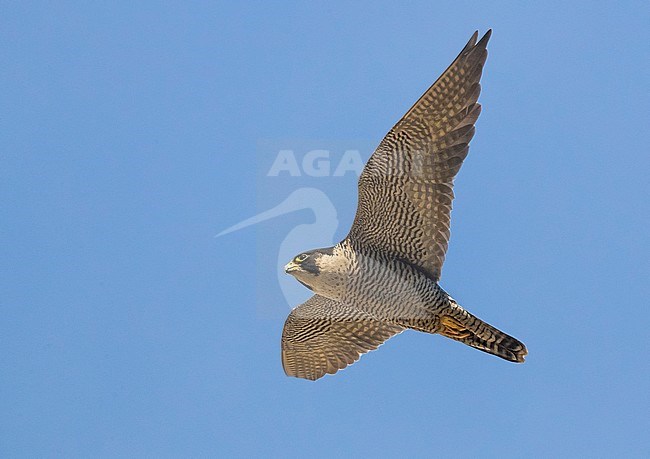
[439,305,527,363]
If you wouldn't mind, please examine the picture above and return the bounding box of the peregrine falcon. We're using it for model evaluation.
[281,30,527,381]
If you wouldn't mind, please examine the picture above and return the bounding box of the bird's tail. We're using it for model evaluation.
[438,303,527,363]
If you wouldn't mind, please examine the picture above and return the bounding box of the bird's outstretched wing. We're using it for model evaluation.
[346,30,491,281]
[281,295,404,380]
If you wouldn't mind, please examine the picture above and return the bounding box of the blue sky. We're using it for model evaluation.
[1,1,649,457]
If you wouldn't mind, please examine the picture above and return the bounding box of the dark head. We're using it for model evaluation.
[284,247,339,292]
[284,248,332,275]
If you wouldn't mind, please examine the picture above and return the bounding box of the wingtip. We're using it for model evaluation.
[463,30,490,54]
[477,29,492,48]
[463,30,479,51]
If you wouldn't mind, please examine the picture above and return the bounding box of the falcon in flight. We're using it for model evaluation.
[281,30,527,380]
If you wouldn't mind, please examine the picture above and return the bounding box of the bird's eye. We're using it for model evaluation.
[295,254,308,263]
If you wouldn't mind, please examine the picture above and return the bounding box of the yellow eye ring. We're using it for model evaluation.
[294,254,308,263]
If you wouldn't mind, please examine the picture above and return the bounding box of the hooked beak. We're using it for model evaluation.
[284,262,299,274]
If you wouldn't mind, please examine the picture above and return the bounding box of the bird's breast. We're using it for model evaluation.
[342,249,447,321]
